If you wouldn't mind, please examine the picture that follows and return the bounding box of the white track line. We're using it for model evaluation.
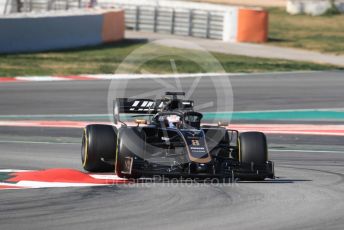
[0,140,77,145]
[15,76,72,81]
[0,169,33,172]
[0,114,109,118]
[0,182,27,189]
[16,181,108,188]
[90,174,126,180]
[269,149,344,154]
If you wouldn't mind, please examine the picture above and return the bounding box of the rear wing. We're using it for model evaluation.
[113,98,194,124]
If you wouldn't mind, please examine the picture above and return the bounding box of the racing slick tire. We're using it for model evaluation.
[116,127,144,179]
[81,124,117,172]
[239,131,268,181]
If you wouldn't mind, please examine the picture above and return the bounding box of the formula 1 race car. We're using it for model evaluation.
[81,92,274,181]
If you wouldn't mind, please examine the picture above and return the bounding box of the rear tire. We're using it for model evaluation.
[81,124,117,172]
[239,132,268,181]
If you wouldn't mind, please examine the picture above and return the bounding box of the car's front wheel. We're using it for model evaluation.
[81,124,117,172]
[239,131,268,181]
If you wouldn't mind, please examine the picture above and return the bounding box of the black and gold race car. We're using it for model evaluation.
[81,92,274,181]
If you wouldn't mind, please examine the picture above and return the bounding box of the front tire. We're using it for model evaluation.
[239,131,268,181]
[81,124,117,172]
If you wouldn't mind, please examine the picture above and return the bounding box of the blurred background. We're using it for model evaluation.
[0,0,343,76]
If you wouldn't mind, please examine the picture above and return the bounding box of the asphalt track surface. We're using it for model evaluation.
[1,71,344,115]
[0,71,344,230]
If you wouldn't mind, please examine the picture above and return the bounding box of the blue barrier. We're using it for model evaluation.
[0,13,103,53]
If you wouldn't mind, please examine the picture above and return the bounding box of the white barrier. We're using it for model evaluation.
[99,0,234,11]
[287,0,344,15]
[102,0,269,43]
[0,0,6,14]
[117,5,225,40]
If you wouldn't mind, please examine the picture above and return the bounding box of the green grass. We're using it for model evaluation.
[269,7,344,54]
[0,40,342,77]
